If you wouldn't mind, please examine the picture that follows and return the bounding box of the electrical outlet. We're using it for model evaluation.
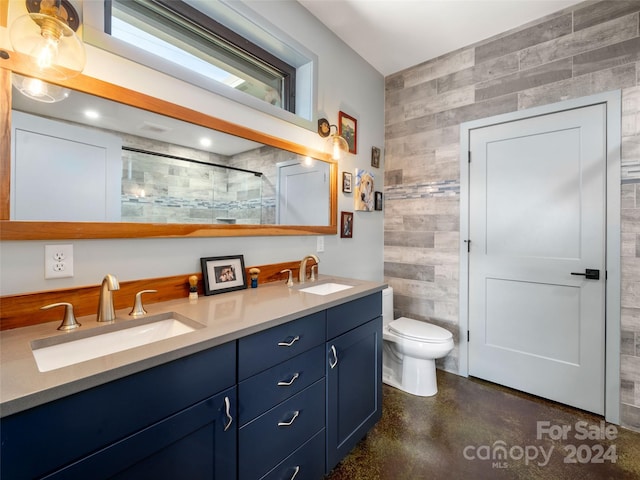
[317,236,325,253]
[45,244,74,279]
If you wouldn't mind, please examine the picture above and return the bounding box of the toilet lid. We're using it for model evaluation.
[388,317,453,343]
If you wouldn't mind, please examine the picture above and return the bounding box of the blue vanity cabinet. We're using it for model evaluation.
[0,341,237,480]
[1,289,385,480]
[325,293,383,473]
[237,312,326,480]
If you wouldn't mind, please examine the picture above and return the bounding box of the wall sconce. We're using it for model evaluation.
[318,118,349,160]
[9,0,86,84]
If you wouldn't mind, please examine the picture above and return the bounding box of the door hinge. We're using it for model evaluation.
[468,151,471,163]
[467,330,470,342]
[464,239,471,252]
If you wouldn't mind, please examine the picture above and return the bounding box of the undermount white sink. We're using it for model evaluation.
[31,312,200,372]
[298,282,354,296]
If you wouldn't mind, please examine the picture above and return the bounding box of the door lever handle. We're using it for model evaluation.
[571,269,600,280]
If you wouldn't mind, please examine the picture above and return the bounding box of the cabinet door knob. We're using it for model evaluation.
[329,345,338,369]
[278,410,300,427]
[277,373,300,386]
[223,396,233,432]
[278,335,300,347]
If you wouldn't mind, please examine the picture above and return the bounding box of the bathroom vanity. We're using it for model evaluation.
[0,277,384,479]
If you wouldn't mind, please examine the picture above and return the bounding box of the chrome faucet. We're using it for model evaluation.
[97,274,120,322]
[299,254,319,284]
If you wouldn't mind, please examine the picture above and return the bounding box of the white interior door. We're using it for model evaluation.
[11,111,122,222]
[277,161,329,225]
[468,104,607,414]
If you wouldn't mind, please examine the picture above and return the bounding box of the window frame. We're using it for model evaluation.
[82,0,316,129]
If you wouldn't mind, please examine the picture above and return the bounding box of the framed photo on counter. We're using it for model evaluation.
[201,255,247,295]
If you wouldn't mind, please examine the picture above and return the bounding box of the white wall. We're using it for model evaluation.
[0,1,385,296]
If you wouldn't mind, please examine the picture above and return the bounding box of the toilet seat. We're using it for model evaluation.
[388,317,452,344]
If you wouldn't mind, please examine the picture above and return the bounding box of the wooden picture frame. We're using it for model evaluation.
[200,255,247,295]
[371,146,380,168]
[375,191,383,211]
[340,211,354,238]
[342,171,353,193]
[338,111,357,154]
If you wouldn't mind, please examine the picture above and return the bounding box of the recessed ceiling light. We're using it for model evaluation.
[200,138,212,147]
[84,110,100,120]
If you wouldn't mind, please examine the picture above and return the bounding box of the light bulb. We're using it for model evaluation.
[332,137,341,160]
[33,31,60,70]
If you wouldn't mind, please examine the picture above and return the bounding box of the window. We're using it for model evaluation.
[84,0,316,125]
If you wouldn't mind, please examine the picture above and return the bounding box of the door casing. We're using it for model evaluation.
[459,91,622,424]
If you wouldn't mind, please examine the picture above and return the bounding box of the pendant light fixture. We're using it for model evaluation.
[10,0,85,91]
[318,117,349,160]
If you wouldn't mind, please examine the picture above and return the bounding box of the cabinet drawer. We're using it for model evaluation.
[327,292,382,339]
[238,312,325,380]
[239,379,325,480]
[239,344,324,425]
[259,429,325,480]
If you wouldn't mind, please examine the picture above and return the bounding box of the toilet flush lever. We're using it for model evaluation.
[571,269,600,280]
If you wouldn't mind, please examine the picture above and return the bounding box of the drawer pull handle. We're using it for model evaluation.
[329,345,338,369]
[278,410,300,427]
[223,396,233,432]
[278,335,300,347]
[289,466,300,480]
[278,373,300,386]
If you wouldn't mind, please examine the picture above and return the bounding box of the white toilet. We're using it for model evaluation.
[382,287,454,396]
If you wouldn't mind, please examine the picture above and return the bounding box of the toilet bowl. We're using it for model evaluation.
[382,287,454,396]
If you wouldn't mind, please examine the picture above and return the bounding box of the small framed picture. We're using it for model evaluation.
[200,255,247,295]
[375,191,383,211]
[338,111,357,154]
[371,146,381,168]
[341,211,354,238]
[342,171,353,193]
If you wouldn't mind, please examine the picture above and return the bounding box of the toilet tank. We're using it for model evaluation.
[382,287,394,327]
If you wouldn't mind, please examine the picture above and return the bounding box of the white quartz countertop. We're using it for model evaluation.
[0,275,385,417]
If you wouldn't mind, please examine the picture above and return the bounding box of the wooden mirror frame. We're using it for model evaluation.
[0,52,338,240]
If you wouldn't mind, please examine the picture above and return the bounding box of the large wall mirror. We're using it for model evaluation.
[0,55,337,240]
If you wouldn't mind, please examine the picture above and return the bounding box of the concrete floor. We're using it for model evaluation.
[326,371,640,480]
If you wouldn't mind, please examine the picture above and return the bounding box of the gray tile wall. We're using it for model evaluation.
[384,0,640,430]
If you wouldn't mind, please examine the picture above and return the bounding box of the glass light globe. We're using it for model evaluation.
[10,12,86,81]
[328,134,349,160]
[12,73,70,103]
